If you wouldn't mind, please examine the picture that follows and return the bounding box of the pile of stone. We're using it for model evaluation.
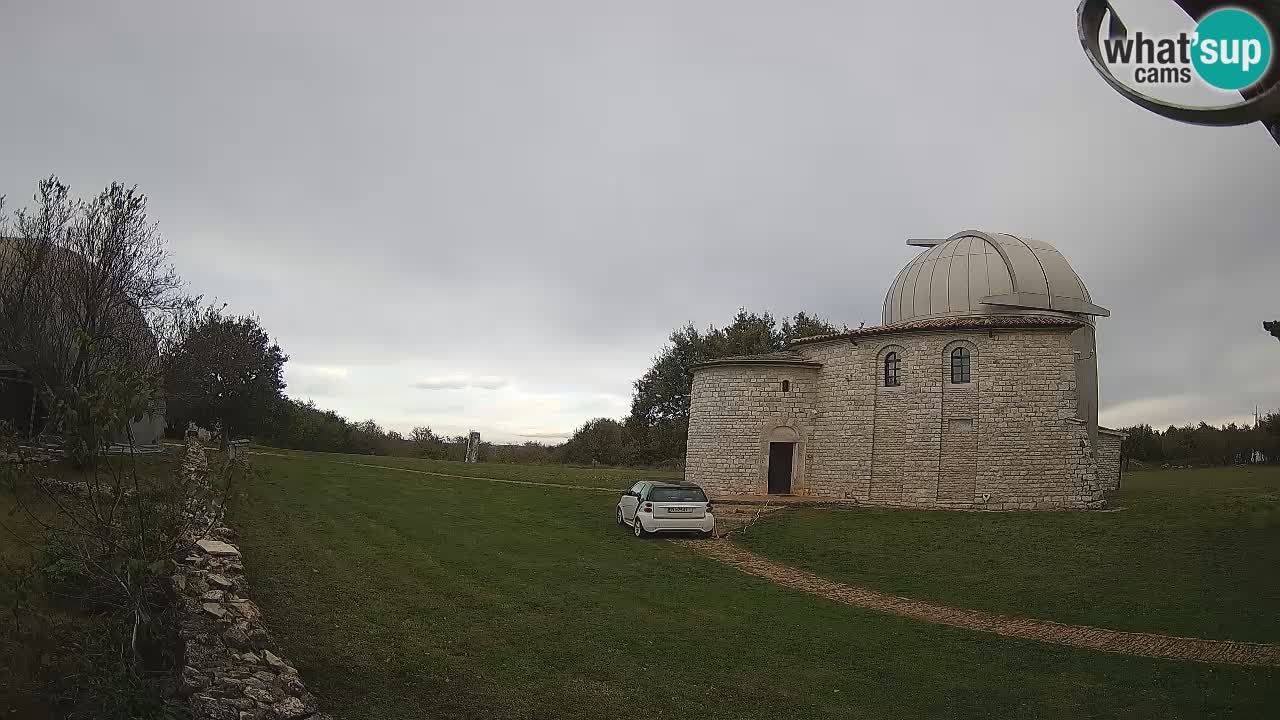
[173,440,333,720]
[35,475,138,499]
[2,448,56,464]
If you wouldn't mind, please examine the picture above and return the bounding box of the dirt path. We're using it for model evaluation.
[677,539,1280,668]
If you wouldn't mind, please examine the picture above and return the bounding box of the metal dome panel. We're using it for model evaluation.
[882,231,1108,325]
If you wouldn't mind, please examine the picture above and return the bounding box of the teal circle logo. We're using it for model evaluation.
[1191,8,1273,90]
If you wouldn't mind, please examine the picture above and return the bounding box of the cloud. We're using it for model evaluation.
[285,363,352,398]
[299,366,351,379]
[1100,395,1257,431]
[513,431,571,440]
[410,375,509,391]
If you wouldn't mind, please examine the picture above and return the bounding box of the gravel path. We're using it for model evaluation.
[676,539,1280,668]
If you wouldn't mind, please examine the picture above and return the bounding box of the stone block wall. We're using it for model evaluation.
[796,341,874,499]
[1096,429,1125,492]
[939,343,979,504]
[685,364,817,496]
[686,326,1107,510]
[968,332,1100,509]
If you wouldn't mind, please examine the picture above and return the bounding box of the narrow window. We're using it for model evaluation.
[781,380,790,392]
[951,347,971,384]
[884,352,900,387]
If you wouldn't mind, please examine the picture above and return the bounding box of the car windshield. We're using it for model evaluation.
[649,486,707,502]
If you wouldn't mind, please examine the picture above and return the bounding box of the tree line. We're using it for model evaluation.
[1119,415,1280,468]
[252,399,560,462]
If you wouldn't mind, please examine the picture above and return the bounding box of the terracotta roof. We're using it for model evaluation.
[788,314,1084,347]
[689,350,823,371]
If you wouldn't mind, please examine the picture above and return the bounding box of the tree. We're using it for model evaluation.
[559,417,627,465]
[410,426,439,445]
[1266,321,1279,342]
[0,176,182,450]
[1120,418,1280,466]
[625,309,840,465]
[781,311,846,345]
[410,425,449,459]
[164,305,287,441]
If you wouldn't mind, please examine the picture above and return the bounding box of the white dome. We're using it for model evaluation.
[882,230,1108,326]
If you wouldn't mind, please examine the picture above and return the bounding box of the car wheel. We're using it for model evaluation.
[616,507,624,526]
[699,530,713,539]
[633,515,645,537]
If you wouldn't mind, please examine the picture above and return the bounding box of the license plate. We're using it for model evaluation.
[668,507,693,513]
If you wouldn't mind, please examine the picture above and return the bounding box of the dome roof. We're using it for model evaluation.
[882,230,1108,326]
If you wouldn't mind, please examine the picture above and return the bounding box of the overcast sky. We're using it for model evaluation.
[2,1,1276,443]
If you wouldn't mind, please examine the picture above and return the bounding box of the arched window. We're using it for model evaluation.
[781,380,790,392]
[884,352,900,387]
[951,347,971,384]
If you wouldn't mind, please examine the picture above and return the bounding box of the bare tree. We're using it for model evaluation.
[0,176,184,448]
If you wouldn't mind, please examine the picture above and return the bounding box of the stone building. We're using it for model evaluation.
[685,230,1126,510]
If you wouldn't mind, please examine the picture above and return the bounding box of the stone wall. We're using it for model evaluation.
[175,441,333,720]
[685,364,817,496]
[686,327,1106,510]
[1096,429,1125,492]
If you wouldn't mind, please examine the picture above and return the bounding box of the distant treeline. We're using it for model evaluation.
[253,397,564,464]
[1119,414,1279,468]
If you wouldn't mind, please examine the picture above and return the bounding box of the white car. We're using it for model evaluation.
[616,481,715,538]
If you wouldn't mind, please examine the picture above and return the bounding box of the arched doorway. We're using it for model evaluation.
[766,426,799,495]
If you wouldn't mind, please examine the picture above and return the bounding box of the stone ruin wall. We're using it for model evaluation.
[686,328,1107,510]
[174,440,334,720]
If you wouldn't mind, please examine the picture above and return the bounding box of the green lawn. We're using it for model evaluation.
[738,466,1280,643]
[250,447,682,489]
[232,455,1280,720]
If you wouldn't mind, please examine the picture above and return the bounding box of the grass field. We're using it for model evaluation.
[249,447,683,488]
[232,454,1280,720]
[738,466,1280,642]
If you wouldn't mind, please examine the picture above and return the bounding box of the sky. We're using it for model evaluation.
[2,1,1277,443]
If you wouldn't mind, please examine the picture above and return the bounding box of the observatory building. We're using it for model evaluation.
[685,230,1125,510]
